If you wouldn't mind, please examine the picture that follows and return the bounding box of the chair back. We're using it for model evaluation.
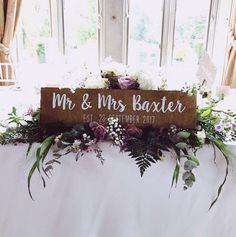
[0,63,16,86]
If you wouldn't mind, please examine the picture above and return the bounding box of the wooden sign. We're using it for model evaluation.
[40,88,196,128]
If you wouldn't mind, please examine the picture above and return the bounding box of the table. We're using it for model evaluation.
[0,143,236,237]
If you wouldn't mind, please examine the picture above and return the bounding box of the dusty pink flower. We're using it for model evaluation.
[118,76,139,89]
[126,124,143,138]
[233,123,236,131]
[25,107,34,116]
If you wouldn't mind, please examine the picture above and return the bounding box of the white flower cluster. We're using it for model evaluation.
[82,133,95,146]
[213,113,236,141]
[64,57,166,91]
[197,130,206,143]
[54,134,63,143]
[72,139,82,152]
[127,66,159,90]
[106,117,125,146]
[82,75,108,89]
[71,133,95,152]
[100,57,126,76]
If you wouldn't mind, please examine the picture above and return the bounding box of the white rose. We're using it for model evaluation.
[197,130,206,143]
[83,76,108,89]
[0,125,6,133]
[127,67,157,90]
[100,58,126,76]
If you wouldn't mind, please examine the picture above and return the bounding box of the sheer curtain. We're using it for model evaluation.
[0,0,21,85]
[222,0,236,88]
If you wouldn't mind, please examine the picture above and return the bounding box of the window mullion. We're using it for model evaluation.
[160,0,177,67]
[160,0,169,67]
[98,0,105,64]
[168,0,177,66]
[122,0,129,65]
[50,0,65,56]
[206,0,220,56]
[103,0,124,63]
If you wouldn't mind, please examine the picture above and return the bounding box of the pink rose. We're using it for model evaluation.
[118,76,139,89]
[89,122,107,140]
[126,124,143,138]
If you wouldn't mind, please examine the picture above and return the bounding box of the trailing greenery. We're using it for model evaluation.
[0,82,235,209]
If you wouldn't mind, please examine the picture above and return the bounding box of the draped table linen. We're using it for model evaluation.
[0,143,236,237]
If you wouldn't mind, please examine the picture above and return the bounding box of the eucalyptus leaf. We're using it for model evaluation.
[185,179,194,187]
[175,142,188,150]
[177,131,191,139]
[188,155,200,166]
[182,171,195,181]
[184,160,198,171]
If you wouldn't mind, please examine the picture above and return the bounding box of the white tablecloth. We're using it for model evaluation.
[0,143,236,237]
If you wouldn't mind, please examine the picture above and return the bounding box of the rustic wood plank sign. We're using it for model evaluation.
[40,88,196,128]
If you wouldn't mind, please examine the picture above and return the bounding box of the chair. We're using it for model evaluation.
[0,63,16,86]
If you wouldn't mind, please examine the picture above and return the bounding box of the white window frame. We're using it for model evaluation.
[14,0,229,76]
[122,0,217,68]
[206,0,220,56]
[50,0,65,55]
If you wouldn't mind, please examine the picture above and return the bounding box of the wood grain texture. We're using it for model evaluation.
[40,88,196,128]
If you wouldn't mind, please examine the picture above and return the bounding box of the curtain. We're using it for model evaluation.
[222,0,236,88]
[0,0,21,85]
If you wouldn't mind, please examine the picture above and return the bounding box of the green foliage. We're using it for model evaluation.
[175,16,207,59]
[0,81,235,208]
[77,0,97,45]
[7,107,21,127]
[172,149,181,188]
[175,142,188,150]
[177,131,191,139]
[27,135,55,199]
[132,14,149,42]
[174,48,187,61]
[127,139,160,176]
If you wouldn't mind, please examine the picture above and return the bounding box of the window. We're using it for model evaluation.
[63,0,98,66]
[128,0,163,66]
[17,0,52,64]
[13,0,229,88]
[173,0,211,65]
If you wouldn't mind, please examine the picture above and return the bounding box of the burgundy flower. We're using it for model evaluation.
[89,121,99,129]
[89,122,107,140]
[118,76,139,89]
[126,124,143,138]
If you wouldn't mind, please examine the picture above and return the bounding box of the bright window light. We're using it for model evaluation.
[128,0,163,67]
[173,0,211,65]
[63,0,98,67]
[17,0,52,64]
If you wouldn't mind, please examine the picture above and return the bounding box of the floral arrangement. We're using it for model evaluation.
[0,62,235,209]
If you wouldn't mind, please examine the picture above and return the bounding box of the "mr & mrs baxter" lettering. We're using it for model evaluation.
[52,92,186,114]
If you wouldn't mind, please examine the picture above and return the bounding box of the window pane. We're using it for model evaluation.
[128,0,163,66]
[17,0,51,64]
[173,0,211,65]
[64,0,98,67]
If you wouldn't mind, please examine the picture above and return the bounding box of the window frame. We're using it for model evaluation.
[14,0,228,76]
[124,0,217,67]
